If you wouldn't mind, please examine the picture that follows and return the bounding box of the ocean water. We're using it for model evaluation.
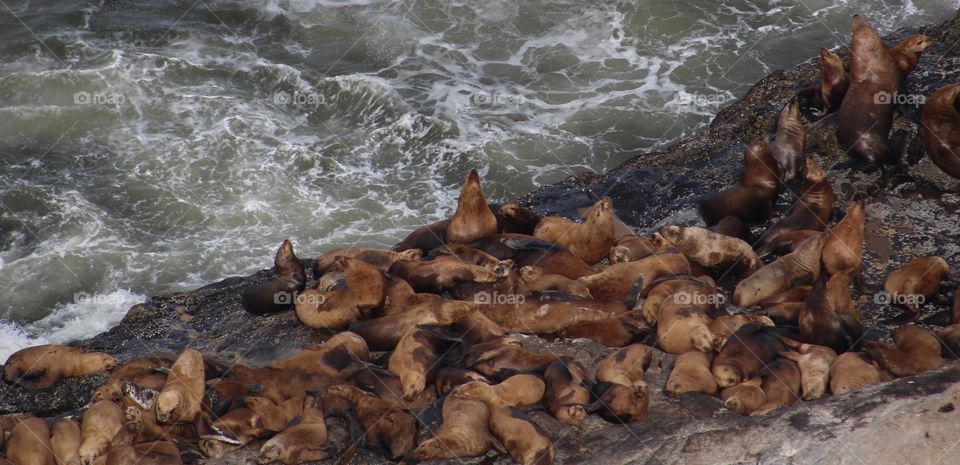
[0,0,956,360]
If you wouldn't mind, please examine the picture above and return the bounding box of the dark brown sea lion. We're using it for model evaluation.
[412,396,497,462]
[921,83,960,179]
[295,256,386,329]
[712,324,790,388]
[351,364,437,409]
[798,275,863,353]
[3,344,116,390]
[709,215,749,241]
[698,138,780,226]
[882,256,950,314]
[313,247,421,276]
[666,351,717,396]
[227,366,337,406]
[394,219,449,253]
[105,423,180,465]
[829,352,891,395]
[558,312,651,347]
[769,99,805,184]
[242,240,307,315]
[819,47,850,114]
[433,367,490,395]
[258,394,330,465]
[709,314,775,349]
[469,233,595,279]
[589,345,652,423]
[533,197,615,265]
[889,34,934,77]
[448,169,498,244]
[864,324,943,377]
[756,157,834,253]
[733,233,824,307]
[579,246,690,301]
[497,202,541,235]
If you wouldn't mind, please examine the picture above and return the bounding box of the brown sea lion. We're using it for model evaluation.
[720,378,766,415]
[819,47,850,114]
[448,169,498,244]
[709,215,749,241]
[469,233,594,279]
[258,394,329,465]
[242,240,307,315]
[640,275,716,325]
[935,324,960,358]
[313,247,421,276]
[821,200,866,282]
[864,325,943,377]
[579,247,691,301]
[698,138,780,226]
[755,230,822,258]
[769,99,805,184]
[710,314,775,349]
[589,345,652,423]
[452,373,546,408]
[351,364,437,409]
[533,197,615,264]
[516,265,591,297]
[350,300,474,351]
[92,357,174,405]
[655,286,715,354]
[206,407,272,448]
[52,418,82,465]
[666,351,717,396]
[752,358,802,415]
[0,413,28,449]
[733,233,824,307]
[464,336,556,380]
[595,344,651,388]
[244,396,304,433]
[122,405,193,445]
[394,219,449,253]
[3,344,116,390]
[268,331,369,379]
[453,311,507,342]
[921,83,960,179]
[830,352,891,395]
[798,274,863,353]
[882,256,950,314]
[227,366,337,406]
[79,400,125,465]
[413,396,497,462]
[434,367,489,395]
[497,202,541,235]
[837,15,900,163]
[758,301,804,324]
[382,277,442,316]
[609,234,657,264]
[889,34,933,76]
[155,348,205,425]
[325,384,417,460]
[659,225,759,277]
[389,254,499,294]
[778,338,838,400]
[487,406,554,465]
[387,327,447,400]
[543,359,592,425]
[432,243,514,278]
[104,423,180,465]
[477,299,627,334]
[756,157,834,253]
[557,312,651,347]
[8,417,54,465]
[295,256,386,329]
[712,324,790,388]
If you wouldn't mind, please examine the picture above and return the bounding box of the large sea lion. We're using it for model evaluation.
[837,15,900,163]
[659,225,759,277]
[798,275,863,353]
[778,338,837,400]
[448,169,498,244]
[864,324,943,377]
[590,345,652,423]
[226,366,337,406]
[387,327,446,400]
[733,233,824,307]
[830,352,891,395]
[155,348,205,425]
[709,314,775,349]
[712,324,790,388]
[8,417,54,465]
[755,157,834,255]
[487,406,554,465]
[533,197,615,264]
[920,83,960,179]
[640,275,716,325]
[497,202,541,235]
[382,277,442,316]
[698,138,780,226]
[821,200,866,283]
[394,219,449,253]
[666,351,717,396]
[295,256,386,329]
[268,331,369,379]
[3,344,116,390]
[655,285,715,354]
[351,364,437,409]
[769,99,805,184]
[413,396,497,462]
[258,394,329,465]
[242,240,307,315]
[882,256,950,314]
[79,400,125,465]
[579,247,691,301]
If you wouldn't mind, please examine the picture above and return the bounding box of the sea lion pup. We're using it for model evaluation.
[78,400,125,465]
[837,15,900,164]
[752,358,802,415]
[516,265,591,298]
[3,344,116,390]
[498,202,541,234]
[349,300,474,351]
[352,364,437,409]
[268,331,369,379]
[93,357,175,404]
[558,312,651,347]
[434,367,490,395]
[325,384,417,460]
[864,325,944,377]
[821,200,866,281]
[394,218,449,253]
[659,225,759,277]
[464,336,556,380]
[258,394,329,465]
[698,138,780,226]
[921,83,960,179]
[413,396,497,461]
[769,99,805,185]
[819,47,849,114]
[155,348,205,425]
[452,374,546,408]
[431,243,514,278]
[720,378,766,416]
[640,275,716,325]
[609,234,656,264]
[778,338,837,400]
[477,299,627,334]
[889,34,933,77]
[542,359,592,426]
[533,196,615,265]
[733,233,824,307]
[448,169,498,244]
[387,327,448,400]
[8,417,53,465]
[710,314,775,349]
[469,233,595,279]
[882,256,951,314]
[295,256,386,329]
[666,351,718,396]
[755,157,834,253]
[52,418,82,465]
[655,286,715,354]
[579,246,691,301]
[830,352,891,395]
[799,274,863,353]
[242,240,307,316]
[712,323,791,388]
[313,247,421,275]
[388,254,499,294]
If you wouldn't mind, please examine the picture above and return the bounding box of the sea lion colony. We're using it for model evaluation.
[1,15,959,465]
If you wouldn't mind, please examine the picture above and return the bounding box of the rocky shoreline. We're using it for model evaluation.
[4,11,960,465]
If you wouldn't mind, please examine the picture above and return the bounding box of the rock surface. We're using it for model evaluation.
[4,11,960,465]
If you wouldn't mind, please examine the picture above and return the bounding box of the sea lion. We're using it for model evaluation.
[387,327,446,400]
[477,299,627,334]
[778,338,837,400]
[753,358,802,415]
[758,301,804,324]
[52,419,82,465]
[155,348,205,425]
[709,314,775,349]
[486,406,554,465]
[382,277,442,316]
[666,350,717,396]
[295,256,386,329]
[92,357,174,404]
[755,230,822,258]
[954,289,960,325]
[864,324,943,377]
[733,233,824,307]
[516,265,591,298]
[655,285,715,354]
[349,300,474,351]
[543,359,592,425]
[413,396,497,462]
[0,413,27,449]
[709,215,749,241]
[104,422,180,465]
[533,197,615,264]
[389,254,499,294]
[821,200,866,282]
[434,367,489,395]
[78,400,125,465]
[557,312,651,347]
[431,243,514,278]
[464,336,556,380]
[921,83,960,179]
[798,274,863,353]
[889,34,933,76]
[258,394,329,465]
[448,169,498,244]
[698,138,780,226]
[882,256,951,314]
[122,405,194,445]
[609,234,657,264]
[589,345,652,423]
[497,202,541,234]
[579,247,691,301]
[227,366,337,406]
[830,352,891,395]
[244,396,304,433]
[3,344,116,390]
[712,324,790,388]
[453,311,507,342]
[268,331,369,379]
[755,157,834,253]
[819,47,849,114]
[313,247,421,275]
[242,240,307,315]
[469,233,595,279]
[720,378,766,416]
[352,364,437,409]
[658,225,759,277]
[452,373,546,408]
[595,344,651,388]
[394,219,449,253]
[837,15,900,163]
[206,407,272,448]
[935,324,960,358]
[7,417,54,465]
[325,384,417,460]
[640,275,716,325]
[769,99,805,184]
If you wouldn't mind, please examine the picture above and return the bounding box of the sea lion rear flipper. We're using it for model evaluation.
[498,237,561,252]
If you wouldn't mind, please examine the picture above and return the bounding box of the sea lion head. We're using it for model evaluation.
[519,265,543,282]
[154,391,179,424]
[492,259,515,278]
[556,404,587,425]
[658,225,684,246]
[712,363,744,389]
[691,326,715,354]
[610,245,632,264]
[398,249,423,261]
[900,34,934,54]
[585,196,613,223]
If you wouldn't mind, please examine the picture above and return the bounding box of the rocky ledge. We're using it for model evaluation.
[4,11,960,465]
